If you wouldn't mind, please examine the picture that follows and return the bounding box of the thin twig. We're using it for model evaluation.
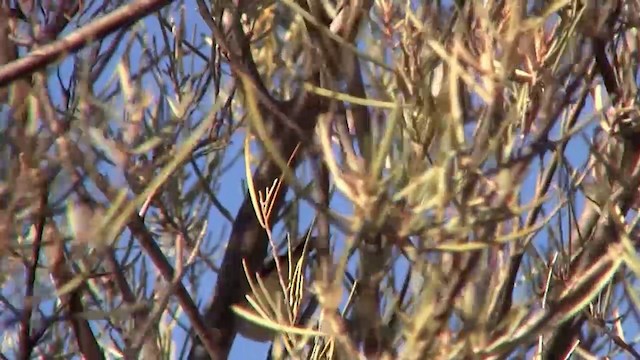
[18,183,49,360]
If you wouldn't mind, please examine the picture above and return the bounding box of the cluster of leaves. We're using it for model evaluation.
[1,0,640,359]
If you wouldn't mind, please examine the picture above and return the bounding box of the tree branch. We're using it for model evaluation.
[18,180,48,360]
[42,224,104,360]
[189,99,324,359]
[0,0,175,86]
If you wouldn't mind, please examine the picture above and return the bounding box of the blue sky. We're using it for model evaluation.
[3,1,639,359]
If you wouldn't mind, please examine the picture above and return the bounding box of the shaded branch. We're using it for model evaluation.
[190,99,325,359]
[42,224,104,360]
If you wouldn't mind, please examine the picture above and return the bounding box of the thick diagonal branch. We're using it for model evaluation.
[189,99,324,359]
[0,0,175,86]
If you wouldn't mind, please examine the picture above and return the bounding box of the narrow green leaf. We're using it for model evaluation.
[371,101,401,179]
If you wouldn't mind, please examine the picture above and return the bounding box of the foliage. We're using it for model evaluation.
[1,0,640,359]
